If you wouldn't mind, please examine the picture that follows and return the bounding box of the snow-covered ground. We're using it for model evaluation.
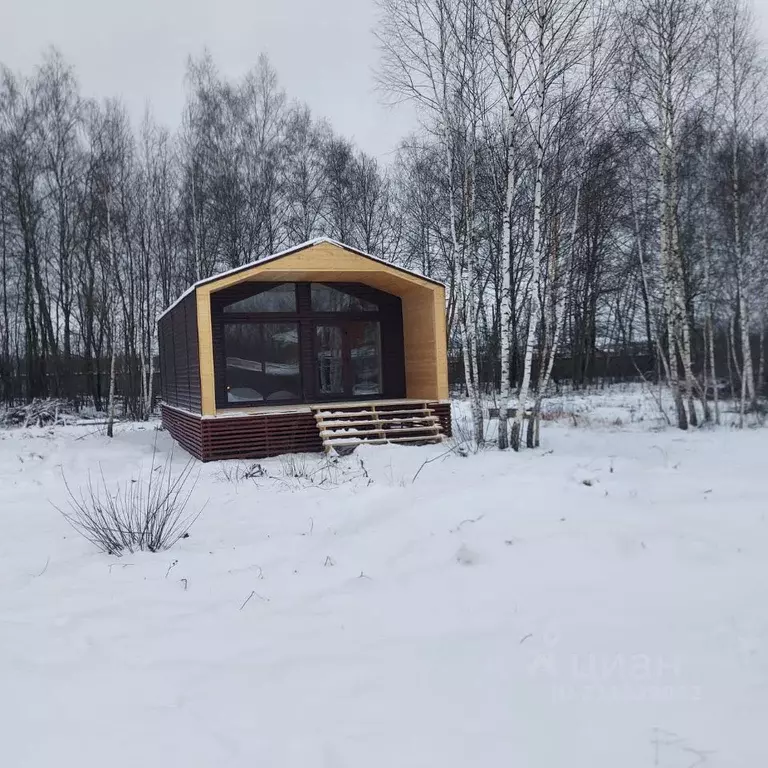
[1,390,767,767]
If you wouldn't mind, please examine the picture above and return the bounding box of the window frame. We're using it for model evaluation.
[211,281,398,409]
[310,283,379,313]
[221,320,303,406]
[221,281,299,314]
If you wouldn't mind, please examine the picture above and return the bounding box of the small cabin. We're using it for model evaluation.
[158,238,451,461]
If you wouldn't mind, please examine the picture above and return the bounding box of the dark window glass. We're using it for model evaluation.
[311,284,377,312]
[350,322,382,396]
[224,323,300,403]
[316,326,345,395]
[223,283,297,313]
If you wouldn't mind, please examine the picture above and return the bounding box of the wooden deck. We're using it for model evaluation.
[162,399,452,462]
[213,398,431,417]
[311,402,444,451]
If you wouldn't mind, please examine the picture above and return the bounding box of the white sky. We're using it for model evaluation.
[3,0,768,159]
[1,0,416,159]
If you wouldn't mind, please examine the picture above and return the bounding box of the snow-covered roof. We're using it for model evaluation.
[158,237,444,321]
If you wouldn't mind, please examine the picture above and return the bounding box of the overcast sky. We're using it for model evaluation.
[3,0,768,160]
[2,0,417,159]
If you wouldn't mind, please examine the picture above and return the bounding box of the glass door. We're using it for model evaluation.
[313,321,382,399]
[349,321,382,397]
[315,325,345,396]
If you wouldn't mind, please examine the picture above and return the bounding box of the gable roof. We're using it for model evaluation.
[158,237,444,321]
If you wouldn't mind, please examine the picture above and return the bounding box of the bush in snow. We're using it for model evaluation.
[1,398,77,428]
[56,444,204,556]
[452,411,485,454]
[217,453,371,489]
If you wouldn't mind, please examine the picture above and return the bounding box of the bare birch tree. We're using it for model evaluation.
[376,0,491,445]
[720,0,764,420]
[509,0,592,450]
[622,0,709,429]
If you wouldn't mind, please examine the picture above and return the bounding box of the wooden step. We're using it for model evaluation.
[314,407,434,419]
[326,434,446,448]
[317,415,438,429]
[320,424,441,438]
[309,399,429,409]
[311,400,444,452]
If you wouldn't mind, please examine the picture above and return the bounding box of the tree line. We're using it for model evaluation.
[1,0,767,448]
[0,51,399,417]
[378,0,768,447]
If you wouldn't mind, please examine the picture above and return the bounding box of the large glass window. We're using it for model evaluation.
[315,326,345,395]
[350,322,382,396]
[311,284,377,312]
[224,323,300,403]
[216,282,393,406]
[224,283,297,313]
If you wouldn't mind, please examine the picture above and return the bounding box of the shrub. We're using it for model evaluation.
[57,443,204,556]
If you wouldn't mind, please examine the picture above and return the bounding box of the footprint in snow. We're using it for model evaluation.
[455,544,479,566]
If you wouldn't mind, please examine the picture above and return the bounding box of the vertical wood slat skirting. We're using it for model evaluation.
[161,401,451,462]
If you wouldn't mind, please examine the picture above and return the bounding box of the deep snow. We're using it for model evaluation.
[1,395,767,767]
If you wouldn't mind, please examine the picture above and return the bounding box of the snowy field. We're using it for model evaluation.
[1,389,767,767]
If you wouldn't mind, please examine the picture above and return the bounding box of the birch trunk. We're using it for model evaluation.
[731,110,756,413]
[728,312,739,400]
[736,257,756,411]
[512,127,543,451]
[700,201,714,424]
[659,175,687,428]
[630,183,672,385]
[726,0,757,414]
[532,177,581,448]
[497,170,514,449]
[106,331,117,438]
[497,14,517,449]
[669,143,700,426]
[706,312,720,424]
[529,0,602,447]
[658,85,687,430]
[463,170,484,446]
[757,319,765,400]
[700,36,722,425]
[458,269,484,445]
[442,111,482,448]
[511,7,546,451]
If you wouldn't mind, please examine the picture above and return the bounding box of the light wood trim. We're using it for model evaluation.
[434,284,449,400]
[309,399,427,410]
[196,290,216,416]
[317,416,439,428]
[320,423,440,435]
[401,286,441,400]
[325,435,444,446]
[201,243,434,293]
[193,241,448,410]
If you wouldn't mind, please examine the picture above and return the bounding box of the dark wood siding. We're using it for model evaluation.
[158,293,202,413]
[158,312,174,404]
[162,401,451,462]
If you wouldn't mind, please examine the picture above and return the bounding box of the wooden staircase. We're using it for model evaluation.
[311,401,445,453]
